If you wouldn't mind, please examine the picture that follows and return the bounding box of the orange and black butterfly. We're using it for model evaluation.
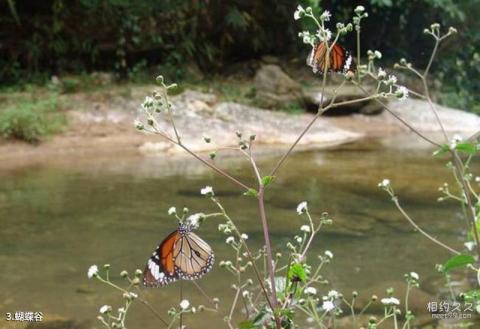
[143,223,214,287]
[307,42,355,74]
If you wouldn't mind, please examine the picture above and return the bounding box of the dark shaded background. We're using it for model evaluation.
[1,0,479,111]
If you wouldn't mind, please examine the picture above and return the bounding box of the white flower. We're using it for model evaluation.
[317,29,332,42]
[450,134,463,149]
[344,55,352,72]
[452,134,463,142]
[378,68,387,79]
[381,297,400,306]
[299,31,315,46]
[179,299,190,310]
[374,50,382,59]
[322,300,335,312]
[142,96,155,110]
[168,207,176,215]
[129,292,138,299]
[320,10,331,22]
[242,290,250,298]
[378,179,391,188]
[200,186,214,196]
[386,75,397,85]
[395,86,409,101]
[475,177,480,183]
[294,5,305,20]
[410,272,419,280]
[88,265,98,279]
[304,287,317,295]
[240,233,249,240]
[295,236,303,244]
[99,305,111,314]
[300,225,311,233]
[324,250,334,259]
[226,236,235,244]
[465,241,476,251]
[187,213,202,228]
[328,290,340,299]
[297,201,308,215]
[354,5,365,14]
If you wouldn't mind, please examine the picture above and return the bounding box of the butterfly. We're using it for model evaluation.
[307,42,355,74]
[143,223,214,287]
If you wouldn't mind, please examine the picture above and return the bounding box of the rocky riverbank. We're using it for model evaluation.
[1,65,479,171]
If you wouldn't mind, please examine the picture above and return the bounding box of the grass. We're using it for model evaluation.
[0,95,66,144]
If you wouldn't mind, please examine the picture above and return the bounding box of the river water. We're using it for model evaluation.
[0,135,475,328]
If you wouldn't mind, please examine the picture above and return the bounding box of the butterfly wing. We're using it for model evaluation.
[330,43,346,71]
[173,232,214,280]
[307,42,354,74]
[307,42,328,74]
[144,230,181,287]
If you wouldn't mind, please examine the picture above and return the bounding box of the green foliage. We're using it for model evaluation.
[261,176,275,187]
[243,188,259,197]
[287,263,306,282]
[442,254,475,273]
[1,1,479,111]
[0,96,65,144]
[280,101,305,114]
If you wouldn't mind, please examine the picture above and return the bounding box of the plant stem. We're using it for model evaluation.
[452,152,480,259]
[353,83,441,147]
[391,195,460,255]
[145,117,250,191]
[257,186,279,322]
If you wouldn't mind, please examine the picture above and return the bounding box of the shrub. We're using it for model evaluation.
[0,96,65,144]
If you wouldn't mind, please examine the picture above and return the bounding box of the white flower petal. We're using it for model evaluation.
[296,201,308,215]
[179,299,190,310]
[88,265,98,279]
[322,300,335,311]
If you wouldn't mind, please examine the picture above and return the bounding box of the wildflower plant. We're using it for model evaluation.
[87,4,480,329]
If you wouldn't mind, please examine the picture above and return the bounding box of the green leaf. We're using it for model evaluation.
[251,305,272,326]
[443,254,475,272]
[261,175,275,187]
[238,321,257,329]
[243,188,258,197]
[288,263,306,282]
[455,142,476,154]
[462,289,480,302]
[433,144,450,156]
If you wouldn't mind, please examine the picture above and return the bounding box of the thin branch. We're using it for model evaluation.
[145,119,250,191]
[392,195,460,255]
[353,83,442,147]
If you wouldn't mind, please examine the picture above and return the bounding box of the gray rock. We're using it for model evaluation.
[303,84,383,115]
[254,64,304,109]
[379,99,480,134]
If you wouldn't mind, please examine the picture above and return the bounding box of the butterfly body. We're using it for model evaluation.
[307,42,354,74]
[143,224,214,287]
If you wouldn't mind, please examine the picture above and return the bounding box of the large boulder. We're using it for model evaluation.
[381,98,480,134]
[303,83,384,115]
[254,64,304,109]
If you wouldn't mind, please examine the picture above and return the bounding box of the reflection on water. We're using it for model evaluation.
[0,136,476,328]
